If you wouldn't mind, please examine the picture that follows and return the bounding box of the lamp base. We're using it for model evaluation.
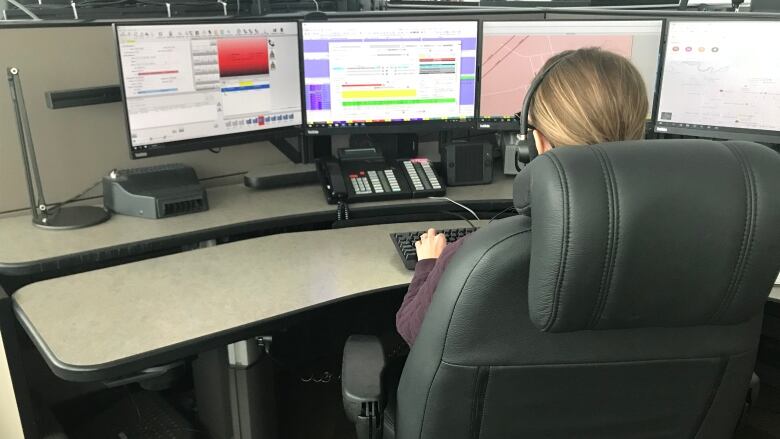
[33,206,111,230]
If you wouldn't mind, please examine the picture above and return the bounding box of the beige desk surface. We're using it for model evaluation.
[771,285,780,303]
[13,220,472,376]
[0,178,513,270]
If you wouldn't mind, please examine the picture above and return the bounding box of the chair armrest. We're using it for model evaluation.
[342,335,386,439]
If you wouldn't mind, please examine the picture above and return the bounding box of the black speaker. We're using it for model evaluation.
[442,142,493,186]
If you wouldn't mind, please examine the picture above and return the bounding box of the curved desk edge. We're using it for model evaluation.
[0,197,513,278]
[14,284,408,382]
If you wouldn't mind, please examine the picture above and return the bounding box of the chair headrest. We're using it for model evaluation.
[514,140,780,333]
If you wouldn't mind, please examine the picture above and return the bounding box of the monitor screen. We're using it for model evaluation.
[116,22,302,158]
[655,21,780,143]
[301,21,478,133]
[479,20,664,130]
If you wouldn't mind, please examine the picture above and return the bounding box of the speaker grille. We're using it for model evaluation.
[455,145,484,182]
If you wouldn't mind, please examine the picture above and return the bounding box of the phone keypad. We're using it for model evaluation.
[403,161,425,191]
[349,173,372,195]
[384,170,401,192]
[367,171,384,194]
[419,161,441,189]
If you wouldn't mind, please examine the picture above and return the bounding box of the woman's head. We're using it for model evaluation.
[527,47,648,154]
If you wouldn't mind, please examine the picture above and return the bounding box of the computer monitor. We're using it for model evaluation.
[115,22,302,159]
[655,21,780,143]
[301,20,478,134]
[478,20,664,130]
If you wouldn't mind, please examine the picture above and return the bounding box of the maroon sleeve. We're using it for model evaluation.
[395,236,469,346]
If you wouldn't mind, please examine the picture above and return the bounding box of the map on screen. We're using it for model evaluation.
[481,35,634,118]
[479,21,663,124]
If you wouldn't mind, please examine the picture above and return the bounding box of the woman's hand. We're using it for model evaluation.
[415,228,447,260]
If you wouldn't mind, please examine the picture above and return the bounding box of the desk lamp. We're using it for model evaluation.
[7,67,110,229]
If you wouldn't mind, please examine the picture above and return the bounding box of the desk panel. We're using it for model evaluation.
[0,179,513,276]
[13,220,473,381]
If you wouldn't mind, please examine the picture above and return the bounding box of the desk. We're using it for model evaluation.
[13,220,471,382]
[771,285,780,303]
[0,179,513,277]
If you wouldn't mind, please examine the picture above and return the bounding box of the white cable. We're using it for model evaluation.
[311,0,319,10]
[428,196,480,222]
[7,0,40,19]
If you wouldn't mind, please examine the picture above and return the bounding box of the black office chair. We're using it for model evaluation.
[342,139,780,439]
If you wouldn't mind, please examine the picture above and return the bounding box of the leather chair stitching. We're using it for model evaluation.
[471,366,490,439]
[417,361,442,439]
[468,367,480,439]
[440,351,751,368]
[597,150,622,325]
[588,146,618,329]
[418,228,531,439]
[477,367,492,439]
[712,143,755,322]
[691,356,730,438]
[725,144,759,321]
[544,153,571,331]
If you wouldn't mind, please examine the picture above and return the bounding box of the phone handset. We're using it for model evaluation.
[317,159,348,203]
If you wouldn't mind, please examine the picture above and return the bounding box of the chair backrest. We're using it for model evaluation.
[396,140,780,439]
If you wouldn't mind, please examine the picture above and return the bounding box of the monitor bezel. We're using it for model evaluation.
[476,18,667,132]
[113,19,303,160]
[653,19,780,144]
[299,18,480,136]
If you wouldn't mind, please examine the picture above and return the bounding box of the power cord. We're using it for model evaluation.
[427,196,479,222]
[488,205,519,223]
[439,210,476,230]
[47,178,103,214]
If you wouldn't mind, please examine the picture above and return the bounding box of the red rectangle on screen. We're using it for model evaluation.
[217,38,269,77]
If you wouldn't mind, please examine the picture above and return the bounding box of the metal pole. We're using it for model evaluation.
[7,67,40,220]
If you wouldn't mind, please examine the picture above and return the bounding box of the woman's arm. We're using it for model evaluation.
[396,236,468,346]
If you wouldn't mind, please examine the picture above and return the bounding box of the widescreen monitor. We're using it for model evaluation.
[655,20,780,143]
[116,22,302,158]
[301,21,478,134]
[479,20,664,130]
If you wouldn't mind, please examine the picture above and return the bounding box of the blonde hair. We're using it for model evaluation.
[528,47,648,147]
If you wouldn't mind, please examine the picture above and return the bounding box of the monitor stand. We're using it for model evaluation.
[348,133,419,160]
[243,135,323,190]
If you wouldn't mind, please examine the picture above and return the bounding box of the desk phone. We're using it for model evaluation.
[317,147,445,204]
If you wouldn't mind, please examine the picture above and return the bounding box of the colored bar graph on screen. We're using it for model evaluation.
[343,98,456,107]
[221,84,270,92]
[341,89,417,99]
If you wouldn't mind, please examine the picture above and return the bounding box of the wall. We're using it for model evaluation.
[0,25,292,214]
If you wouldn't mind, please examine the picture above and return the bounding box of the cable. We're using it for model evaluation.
[47,178,103,214]
[488,205,518,223]
[208,147,222,154]
[439,210,475,230]
[427,196,479,222]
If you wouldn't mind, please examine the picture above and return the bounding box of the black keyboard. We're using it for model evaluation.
[390,228,478,270]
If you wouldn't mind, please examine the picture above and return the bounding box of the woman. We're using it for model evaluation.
[396,47,649,346]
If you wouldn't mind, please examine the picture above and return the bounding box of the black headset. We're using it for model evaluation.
[514,52,575,170]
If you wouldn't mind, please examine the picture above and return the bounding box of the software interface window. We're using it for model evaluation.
[479,20,663,122]
[302,21,478,128]
[117,22,301,149]
[656,21,780,137]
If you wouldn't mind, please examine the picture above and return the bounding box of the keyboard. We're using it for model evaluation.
[390,227,477,270]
